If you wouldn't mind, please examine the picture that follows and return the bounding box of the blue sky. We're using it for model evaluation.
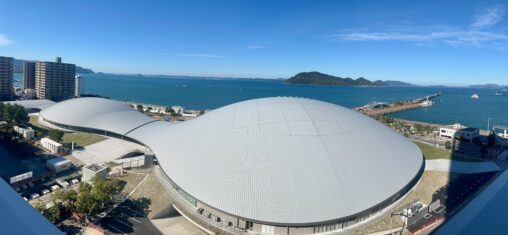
[0,0,507,85]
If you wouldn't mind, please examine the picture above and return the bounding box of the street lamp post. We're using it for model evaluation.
[487,118,494,131]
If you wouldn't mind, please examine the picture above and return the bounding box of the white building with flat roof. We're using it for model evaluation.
[439,123,479,142]
[14,126,35,139]
[82,163,108,184]
[494,126,508,147]
[41,137,63,154]
[47,157,73,173]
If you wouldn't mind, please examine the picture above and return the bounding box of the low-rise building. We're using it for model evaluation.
[13,125,35,139]
[40,137,63,154]
[458,127,480,143]
[82,163,108,184]
[494,126,508,146]
[182,110,198,117]
[46,157,73,173]
[439,123,465,139]
[439,123,480,142]
[23,88,36,99]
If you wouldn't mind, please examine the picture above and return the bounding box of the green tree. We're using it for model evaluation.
[0,103,27,125]
[136,104,144,112]
[74,178,122,221]
[199,110,205,116]
[54,189,78,211]
[445,140,452,150]
[34,200,61,223]
[165,107,175,114]
[92,178,122,205]
[75,183,101,218]
[48,129,64,142]
[43,203,61,223]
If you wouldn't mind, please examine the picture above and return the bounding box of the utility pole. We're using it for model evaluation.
[487,118,494,131]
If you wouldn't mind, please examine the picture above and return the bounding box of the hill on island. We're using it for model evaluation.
[13,59,95,74]
[285,71,385,86]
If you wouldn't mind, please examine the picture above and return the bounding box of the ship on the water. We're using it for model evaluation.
[421,99,433,107]
[471,93,479,99]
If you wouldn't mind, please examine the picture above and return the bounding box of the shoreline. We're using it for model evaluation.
[127,99,492,134]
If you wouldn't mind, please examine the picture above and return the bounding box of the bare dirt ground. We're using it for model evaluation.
[126,170,174,219]
[357,171,459,234]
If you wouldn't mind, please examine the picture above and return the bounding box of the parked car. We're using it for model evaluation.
[41,189,50,195]
[30,193,40,200]
[50,185,60,192]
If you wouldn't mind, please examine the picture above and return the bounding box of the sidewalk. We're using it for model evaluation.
[425,159,500,173]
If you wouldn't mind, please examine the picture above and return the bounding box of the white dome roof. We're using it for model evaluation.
[38,97,423,225]
[39,97,155,135]
[127,97,424,224]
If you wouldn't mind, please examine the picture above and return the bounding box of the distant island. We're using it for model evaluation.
[469,84,508,89]
[13,58,95,74]
[383,80,414,87]
[285,71,412,87]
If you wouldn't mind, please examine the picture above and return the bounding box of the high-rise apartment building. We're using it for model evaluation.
[35,57,76,101]
[23,61,36,90]
[74,75,84,97]
[0,56,14,101]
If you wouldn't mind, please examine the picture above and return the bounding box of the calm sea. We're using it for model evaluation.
[13,73,508,129]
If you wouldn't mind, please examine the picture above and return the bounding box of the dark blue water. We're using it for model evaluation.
[14,73,508,129]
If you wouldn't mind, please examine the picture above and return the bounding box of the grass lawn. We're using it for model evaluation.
[62,132,107,148]
[28,115,106,147]
[414,141,483,162]
[28,115,50,138]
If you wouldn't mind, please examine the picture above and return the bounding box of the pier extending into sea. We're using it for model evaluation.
[356,92,441,116]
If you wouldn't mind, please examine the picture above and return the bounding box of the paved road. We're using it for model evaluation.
[97,199,162,235]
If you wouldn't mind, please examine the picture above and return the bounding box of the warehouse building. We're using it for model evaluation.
[40,137,63,154]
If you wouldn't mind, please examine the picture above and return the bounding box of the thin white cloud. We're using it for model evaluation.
[471,4,504,29]
[172,53,222,58]
[0,34,13,46]
[331,4,508,50]
[247,45,266,49]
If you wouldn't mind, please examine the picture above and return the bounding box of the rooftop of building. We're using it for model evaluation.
[85,163,107,172]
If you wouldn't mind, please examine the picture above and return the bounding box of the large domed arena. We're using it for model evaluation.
[39,97,424,234]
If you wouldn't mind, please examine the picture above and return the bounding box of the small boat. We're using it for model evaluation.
[471,93,479,99]
[421,99,433,107]
[496,91,503,96]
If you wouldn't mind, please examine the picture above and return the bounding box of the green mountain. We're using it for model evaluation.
[285,71,385,86]
[383,80,414,87]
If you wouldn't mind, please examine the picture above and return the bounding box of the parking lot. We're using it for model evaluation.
[97,199,162,235]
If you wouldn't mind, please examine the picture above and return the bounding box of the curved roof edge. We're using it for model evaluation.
[39,97,157,136]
